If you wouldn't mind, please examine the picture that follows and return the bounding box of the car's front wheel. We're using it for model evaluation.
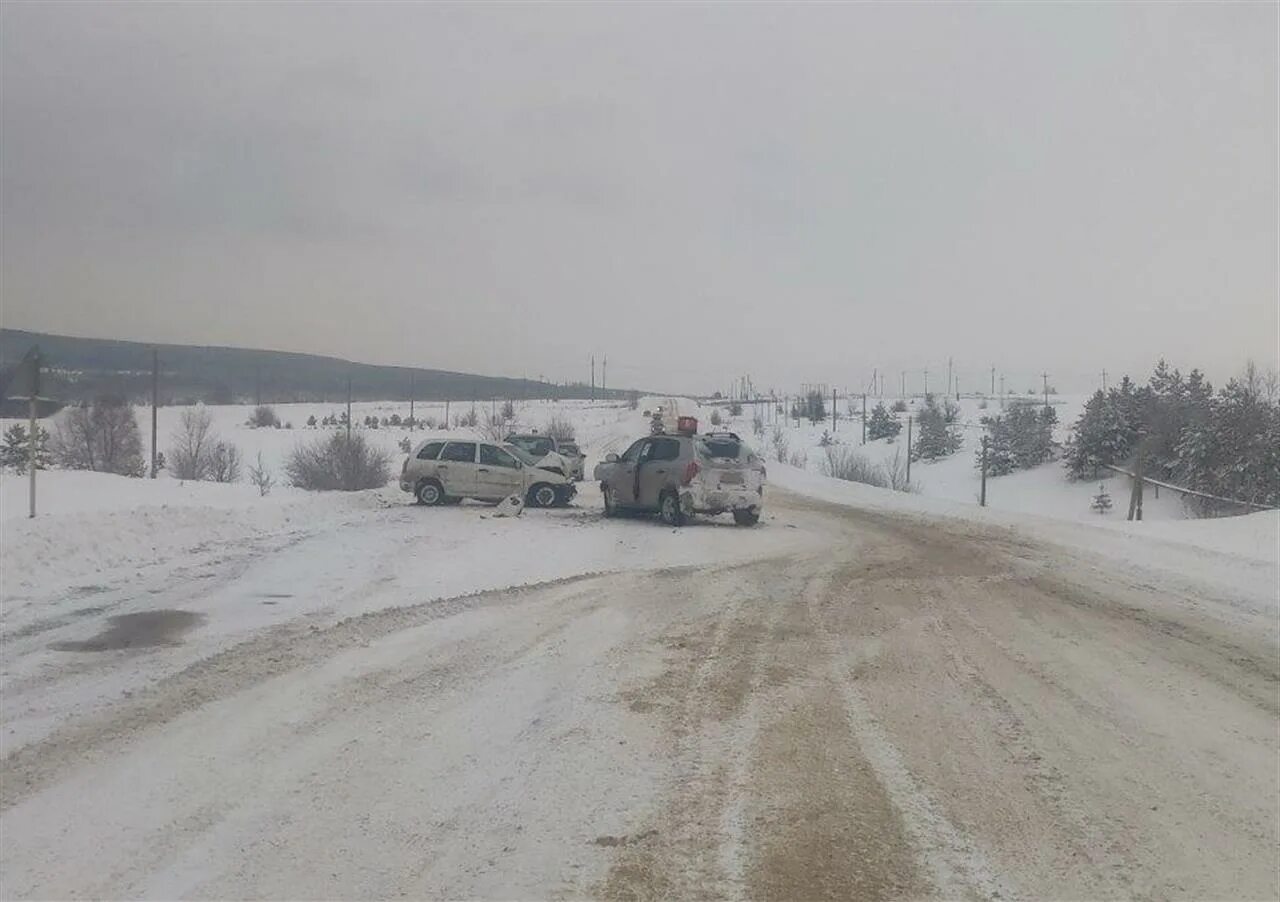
[417,479,446,506]
[528,483,558,508]
[602,484,618,517]
[733,508,760,527]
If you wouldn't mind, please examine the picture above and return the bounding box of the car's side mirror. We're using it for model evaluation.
[606,453,619,463]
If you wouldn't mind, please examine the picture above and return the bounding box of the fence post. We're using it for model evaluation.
[980,435,988,507]
[28,352,39,519]
[150,348,159,478]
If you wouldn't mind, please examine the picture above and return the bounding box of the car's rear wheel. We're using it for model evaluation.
[659,491,686,527]
[528,483,558,508]
[417,479,445,506]
[733,509,760,527]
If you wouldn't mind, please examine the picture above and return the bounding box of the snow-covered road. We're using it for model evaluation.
[2,487,1276,900]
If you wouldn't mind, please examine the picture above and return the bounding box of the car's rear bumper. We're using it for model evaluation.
[683,484,763,515]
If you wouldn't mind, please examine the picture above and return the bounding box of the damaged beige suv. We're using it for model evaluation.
[400,438,576,507]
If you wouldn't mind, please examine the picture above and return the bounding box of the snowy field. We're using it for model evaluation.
[2,395,1276,899]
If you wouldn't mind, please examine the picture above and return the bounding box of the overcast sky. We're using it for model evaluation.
[2,2,1275,395]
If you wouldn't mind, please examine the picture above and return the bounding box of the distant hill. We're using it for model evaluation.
[0,329,633,410]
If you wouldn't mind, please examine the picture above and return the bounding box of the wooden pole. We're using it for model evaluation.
[151,348,159,478]
[832,388,836,433]
[980,435,988,507]
[28,351,39,519]
[861,393,867,444]
[346,373,352,440]
[409,371,415,426]
[905,414,912,485]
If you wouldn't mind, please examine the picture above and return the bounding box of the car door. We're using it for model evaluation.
[476,443,525,500]
[610,439,647,504]
[637,437,682,509]
[436,441,478,497]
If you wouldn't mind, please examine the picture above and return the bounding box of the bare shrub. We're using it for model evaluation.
[501,400,516,421]
[770,425,788,463]
[248,452,275,496]
[247,405,280,428]
[787,448,808,469]
[545,414,576,442]
[207,441,242,483]
[729,401,743,417]
[752,415,764,437]
[480,410,508,441]
[882,446,918,493]
[285,431,391,491]
[53,398,145,476]
[627,391,640,410]
[455,409,478,429]
[169,406,215,480]
[820,446,887,487]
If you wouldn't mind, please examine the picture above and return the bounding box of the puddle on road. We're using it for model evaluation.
[50,610,205,652]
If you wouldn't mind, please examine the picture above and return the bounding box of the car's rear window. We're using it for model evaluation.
[416,441,445,460]
[700,438,742,458]
[560,444,579,455]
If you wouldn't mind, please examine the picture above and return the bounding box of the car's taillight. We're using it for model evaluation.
[681,459,701,485]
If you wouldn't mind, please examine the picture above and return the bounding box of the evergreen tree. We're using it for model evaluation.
[912,396,961,461]
[867,403,902,440]
[1091,484,1113,514]
[1,423,52,473]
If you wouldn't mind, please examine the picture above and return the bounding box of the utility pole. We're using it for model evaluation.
[990,366,996,396]
[980,435,989,507]
[409,371,415,426]
[255,364,261,407]
[150,348,159,478]
[832,388,837,433]
[999,374,1006,406]
[590,355,596,402]
[861,393,867,444]
[900,371,906,399]
[602,356,607,397]
[1042,371,1050,408]
[947,357,953,399]
[346,373,352,440]
[1101,369,1108,392]
[923,368,929,398]
[905,415,912,485]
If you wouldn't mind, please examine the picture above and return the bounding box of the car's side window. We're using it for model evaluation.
[416,441,445,461]
[620,440,646,463]
[439,442,477,463]
[479,444,519,469]
[648,438,682,461]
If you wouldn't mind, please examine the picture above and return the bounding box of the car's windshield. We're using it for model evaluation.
[507,435,554,457]
[502,443,539,466]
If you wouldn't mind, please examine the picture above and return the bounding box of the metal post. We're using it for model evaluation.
[905,415,912,485]
[150,348,159,478]
[861,393,867,444]
[832,388,837,433]
[346,374,352,440]
[28,351,39,518]
[980,435,988,507]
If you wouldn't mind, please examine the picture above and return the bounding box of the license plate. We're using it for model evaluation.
[719,472,743,485]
